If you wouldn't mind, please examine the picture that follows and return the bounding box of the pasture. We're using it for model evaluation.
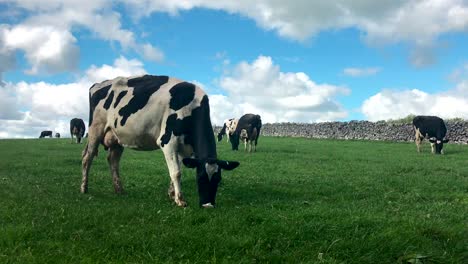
[0,137,466,263]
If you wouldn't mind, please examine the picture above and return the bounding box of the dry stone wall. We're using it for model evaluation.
[216,121,468,144]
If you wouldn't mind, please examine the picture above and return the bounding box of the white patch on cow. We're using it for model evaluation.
[436,140,441,144]
[205,163,219,180]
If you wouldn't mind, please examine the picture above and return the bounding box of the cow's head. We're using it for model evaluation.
[229,133,240,150]
[217,124,227,142]
[428,138,449,154]
[183,158,239,208]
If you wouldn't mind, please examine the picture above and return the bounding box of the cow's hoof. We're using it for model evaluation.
[202,203,215,208]
[175,199,187,207]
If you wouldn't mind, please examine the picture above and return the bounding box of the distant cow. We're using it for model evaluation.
[81,75,240,208]
[413,115,449,154]
[55,133,61,138]
[39,130,53,138]
[217,118,238,142]
[70,118,86,143]
[229,114,262,152]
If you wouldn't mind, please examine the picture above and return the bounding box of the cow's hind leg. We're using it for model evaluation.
[81,137,99,193]
[81,124,105,193]
[107,145,124,193]
[162,147,186,207]
[103,130,124,193]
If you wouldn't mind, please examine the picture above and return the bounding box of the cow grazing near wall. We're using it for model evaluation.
[70,118,86,143]
[229,114,262,152]
[413,115,449,154]
[81,74,240,208]
[217,118,238,142]
[39,130,53,138]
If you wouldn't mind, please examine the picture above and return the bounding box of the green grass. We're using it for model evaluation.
[0,137,467,263]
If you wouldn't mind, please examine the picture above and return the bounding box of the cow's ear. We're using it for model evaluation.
[182,158,200,168]
[428,138,436,143]
[217,160,240,171]
[443,139,449,143]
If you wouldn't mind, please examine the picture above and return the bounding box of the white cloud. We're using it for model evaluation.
[0,56,147,138]
[138,43,164,62]
[208,55,349,125]
[0,0,163,79]
[2,25,79,75]
[361,80,468,121]
[86,56,147,83]
[343,67,381,77]
[122,0,468,67]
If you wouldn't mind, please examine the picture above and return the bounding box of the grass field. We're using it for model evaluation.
[0,137,467,263]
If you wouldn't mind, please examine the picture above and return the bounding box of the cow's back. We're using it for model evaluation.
[413,115,447,138]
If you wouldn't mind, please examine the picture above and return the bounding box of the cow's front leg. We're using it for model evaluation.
[162,148,186,207]
[107,145,124,194]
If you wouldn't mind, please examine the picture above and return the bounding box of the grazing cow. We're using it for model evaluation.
[39,130,52,138]
[229,114,262,152]
[70,118,86,144]
[55,133,61,138]
[81,74,240,208]
[413,115,449,154]
[217,118,238,142]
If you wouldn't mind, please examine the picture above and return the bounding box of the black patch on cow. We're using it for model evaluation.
[160,95,217,160]
[118,75,169,126]
[114,118,118,128]
[160,113,193,147]
[103,91,114,110]
[114,90,128,108]
[89,84,111,126]
[169,82,196,111]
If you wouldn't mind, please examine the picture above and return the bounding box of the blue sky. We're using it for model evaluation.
[1,0,467,138]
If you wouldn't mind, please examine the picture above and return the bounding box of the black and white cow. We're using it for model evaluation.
[70,118,86,143]
[39,130,52,138]
[217,118,238,142]
[413,115,449,154]
[81,75,240,208]
[229,114,262,152]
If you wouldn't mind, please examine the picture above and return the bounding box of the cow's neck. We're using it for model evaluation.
[191,95,217,161]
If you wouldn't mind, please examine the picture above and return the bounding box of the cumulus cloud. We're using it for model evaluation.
[343,67,381,77]
[361,80,468,121]
[0,56,147,138]
[123,0,468,67]
[2,25,80,75]
[208,55,349,125]
[86,56,147,83]
[0,0,163,78]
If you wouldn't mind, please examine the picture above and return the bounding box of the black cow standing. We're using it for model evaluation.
[70,118,86,143]
[229,114,262,152]
[413,115,449,154]
[55,133,61,138]
[39,130,53,138]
